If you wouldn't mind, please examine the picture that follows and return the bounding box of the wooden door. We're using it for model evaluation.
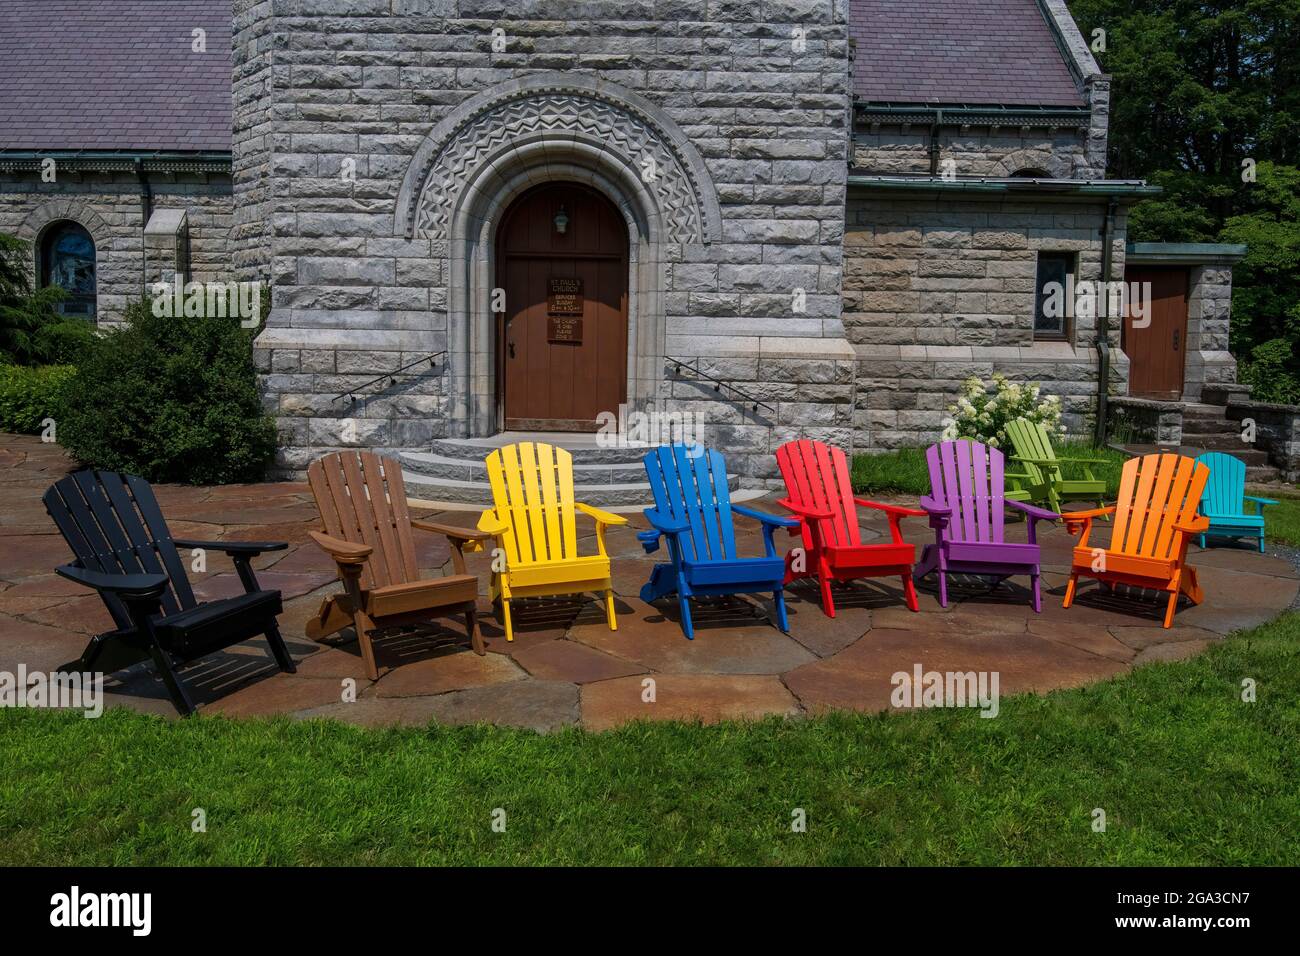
[1123,266,1189,400]
[496,183,629,431]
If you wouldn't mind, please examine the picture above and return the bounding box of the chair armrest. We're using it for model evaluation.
[309,531,372,566]
[1173,516,1211,535]
[1054,455,1111,465]
[777,497,834,519]
[1244,496,1279,508]
[1009,454,1060,466]
[918,496,951,516]
[1007,499,1060,522]
[576,502,629,526]
[854,497,926,518]
[173,538,288,555]
[644,508,691,535]
[1064,505,1116,521]
[732,504,799,528]
[411,519,492,543]
[55,563,168,598]
[476,510,511,539]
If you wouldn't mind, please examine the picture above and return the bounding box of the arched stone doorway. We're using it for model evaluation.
[496,182,629,431]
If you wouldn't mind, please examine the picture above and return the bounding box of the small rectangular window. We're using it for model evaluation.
[1034,252,1075,340]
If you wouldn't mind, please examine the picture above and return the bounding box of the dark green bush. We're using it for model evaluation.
[1239,337,1300,406]
[0,364,75,434]
[0,233,97,366]
[57,299,277,484]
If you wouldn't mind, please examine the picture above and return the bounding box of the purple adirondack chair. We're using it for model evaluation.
[914,440,1060,612]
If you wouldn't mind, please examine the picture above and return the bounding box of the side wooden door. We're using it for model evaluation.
[1123,266,1190,400]
[496,183,629,431]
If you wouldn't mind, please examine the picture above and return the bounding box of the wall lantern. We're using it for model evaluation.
[553,205,569,235]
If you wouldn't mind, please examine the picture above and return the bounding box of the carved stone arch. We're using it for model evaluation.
[394,72,722,244]
[18,199,113,248]
[993,148,1072,179]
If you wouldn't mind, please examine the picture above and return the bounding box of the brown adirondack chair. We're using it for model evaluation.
[306,451,487,679]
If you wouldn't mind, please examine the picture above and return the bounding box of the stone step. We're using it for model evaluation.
[1181,417,1237,435]
[401,469,740,508]
[402,451,648,484]
[1181,436,1273,456]
[426,434,650,465]
[1247,466,1283,483]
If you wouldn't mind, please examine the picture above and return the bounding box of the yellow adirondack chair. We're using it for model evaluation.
[476,442,627,641]
[1062,453,1210,628]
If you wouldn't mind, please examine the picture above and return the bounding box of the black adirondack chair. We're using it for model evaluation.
[43,470,296,715]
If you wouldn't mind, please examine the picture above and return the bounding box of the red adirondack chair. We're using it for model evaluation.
[915,440,1060,611]
[776,438,926,615]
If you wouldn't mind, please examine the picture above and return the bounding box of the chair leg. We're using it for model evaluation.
[604,589,618,631]
[1198,533,1206,549]
[1259,533,1266,554]
[1030,571,1041,613]
[1162,589,1179,629]
[264,621,296,674]
[1181,566,1204,605]
[773,587,789,633]
[465,604,484,656]
[902,573,919,612]
[147,643,195,717]
[500,597,515,643]
[1063,572,1079,608]
[937,569,948,607]
[819,572,836,618]
[355,610,380,681]
[678,594,694,640]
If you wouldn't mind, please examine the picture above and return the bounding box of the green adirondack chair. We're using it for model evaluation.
[1005,417,1108,513]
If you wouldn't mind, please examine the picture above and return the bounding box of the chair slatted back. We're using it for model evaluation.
[776,438,862,550]
[308,451,417,590]
[925,440,1007,544]
[483,442,578,568]
[1108,453,1209,559]
[1194,452,1245,517]
[643,444,737,563]
[1005,418,1055,489]
[43,470,196,627]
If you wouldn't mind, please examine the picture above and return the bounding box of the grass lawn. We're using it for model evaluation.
[2,612,1298,866]
[1264,493,1300,547]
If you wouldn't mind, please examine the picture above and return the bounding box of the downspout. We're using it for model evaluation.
[135,159,152,295]
[927,109,942,175]
[1094,198,1118,446]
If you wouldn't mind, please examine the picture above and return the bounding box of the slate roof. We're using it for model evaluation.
[850,0,1086,107]
[0,0,232,153]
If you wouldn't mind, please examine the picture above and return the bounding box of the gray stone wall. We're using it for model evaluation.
[1183,263,1237,400]
[844,193,1128,448]
[852,124,1102,180]
[0,168,234,322]
[240,0,858,482]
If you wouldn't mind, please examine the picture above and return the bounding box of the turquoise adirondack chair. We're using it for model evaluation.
[1194,452,1275,552]
[638,444,799,639]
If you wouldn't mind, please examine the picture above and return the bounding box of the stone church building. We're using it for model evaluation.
[1,0,1251,493]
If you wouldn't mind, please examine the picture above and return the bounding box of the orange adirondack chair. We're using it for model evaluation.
[1062,453,1210,628]
[776,438,925,615]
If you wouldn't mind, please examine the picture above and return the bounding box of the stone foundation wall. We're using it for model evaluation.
[1225,399,1300,483]
[843,194,1128,448]
[0,169,234,322]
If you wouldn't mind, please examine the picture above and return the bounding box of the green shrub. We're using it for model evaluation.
[0,233,97,366]
[57,299,276,484]
[1239,337,1300,406]
[0,364,75,434]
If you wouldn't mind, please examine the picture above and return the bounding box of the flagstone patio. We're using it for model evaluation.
[2,432,1296,731]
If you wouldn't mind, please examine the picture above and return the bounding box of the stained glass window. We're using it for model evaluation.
[40,221,96,318]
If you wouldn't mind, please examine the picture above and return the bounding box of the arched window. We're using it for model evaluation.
[1010,167,1051,179]
[39,221,96,318]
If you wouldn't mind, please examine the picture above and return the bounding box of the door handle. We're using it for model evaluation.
[508,341,516,359]
[1172,329,1180,350]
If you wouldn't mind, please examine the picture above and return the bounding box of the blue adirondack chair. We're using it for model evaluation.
[639,444,799,639]
[1194,452,1276,552]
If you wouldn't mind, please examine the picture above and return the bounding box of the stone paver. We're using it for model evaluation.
[0,432,1294,732]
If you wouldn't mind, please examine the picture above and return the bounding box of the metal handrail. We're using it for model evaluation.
[666,356,773,414]
[334,351,446,404]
